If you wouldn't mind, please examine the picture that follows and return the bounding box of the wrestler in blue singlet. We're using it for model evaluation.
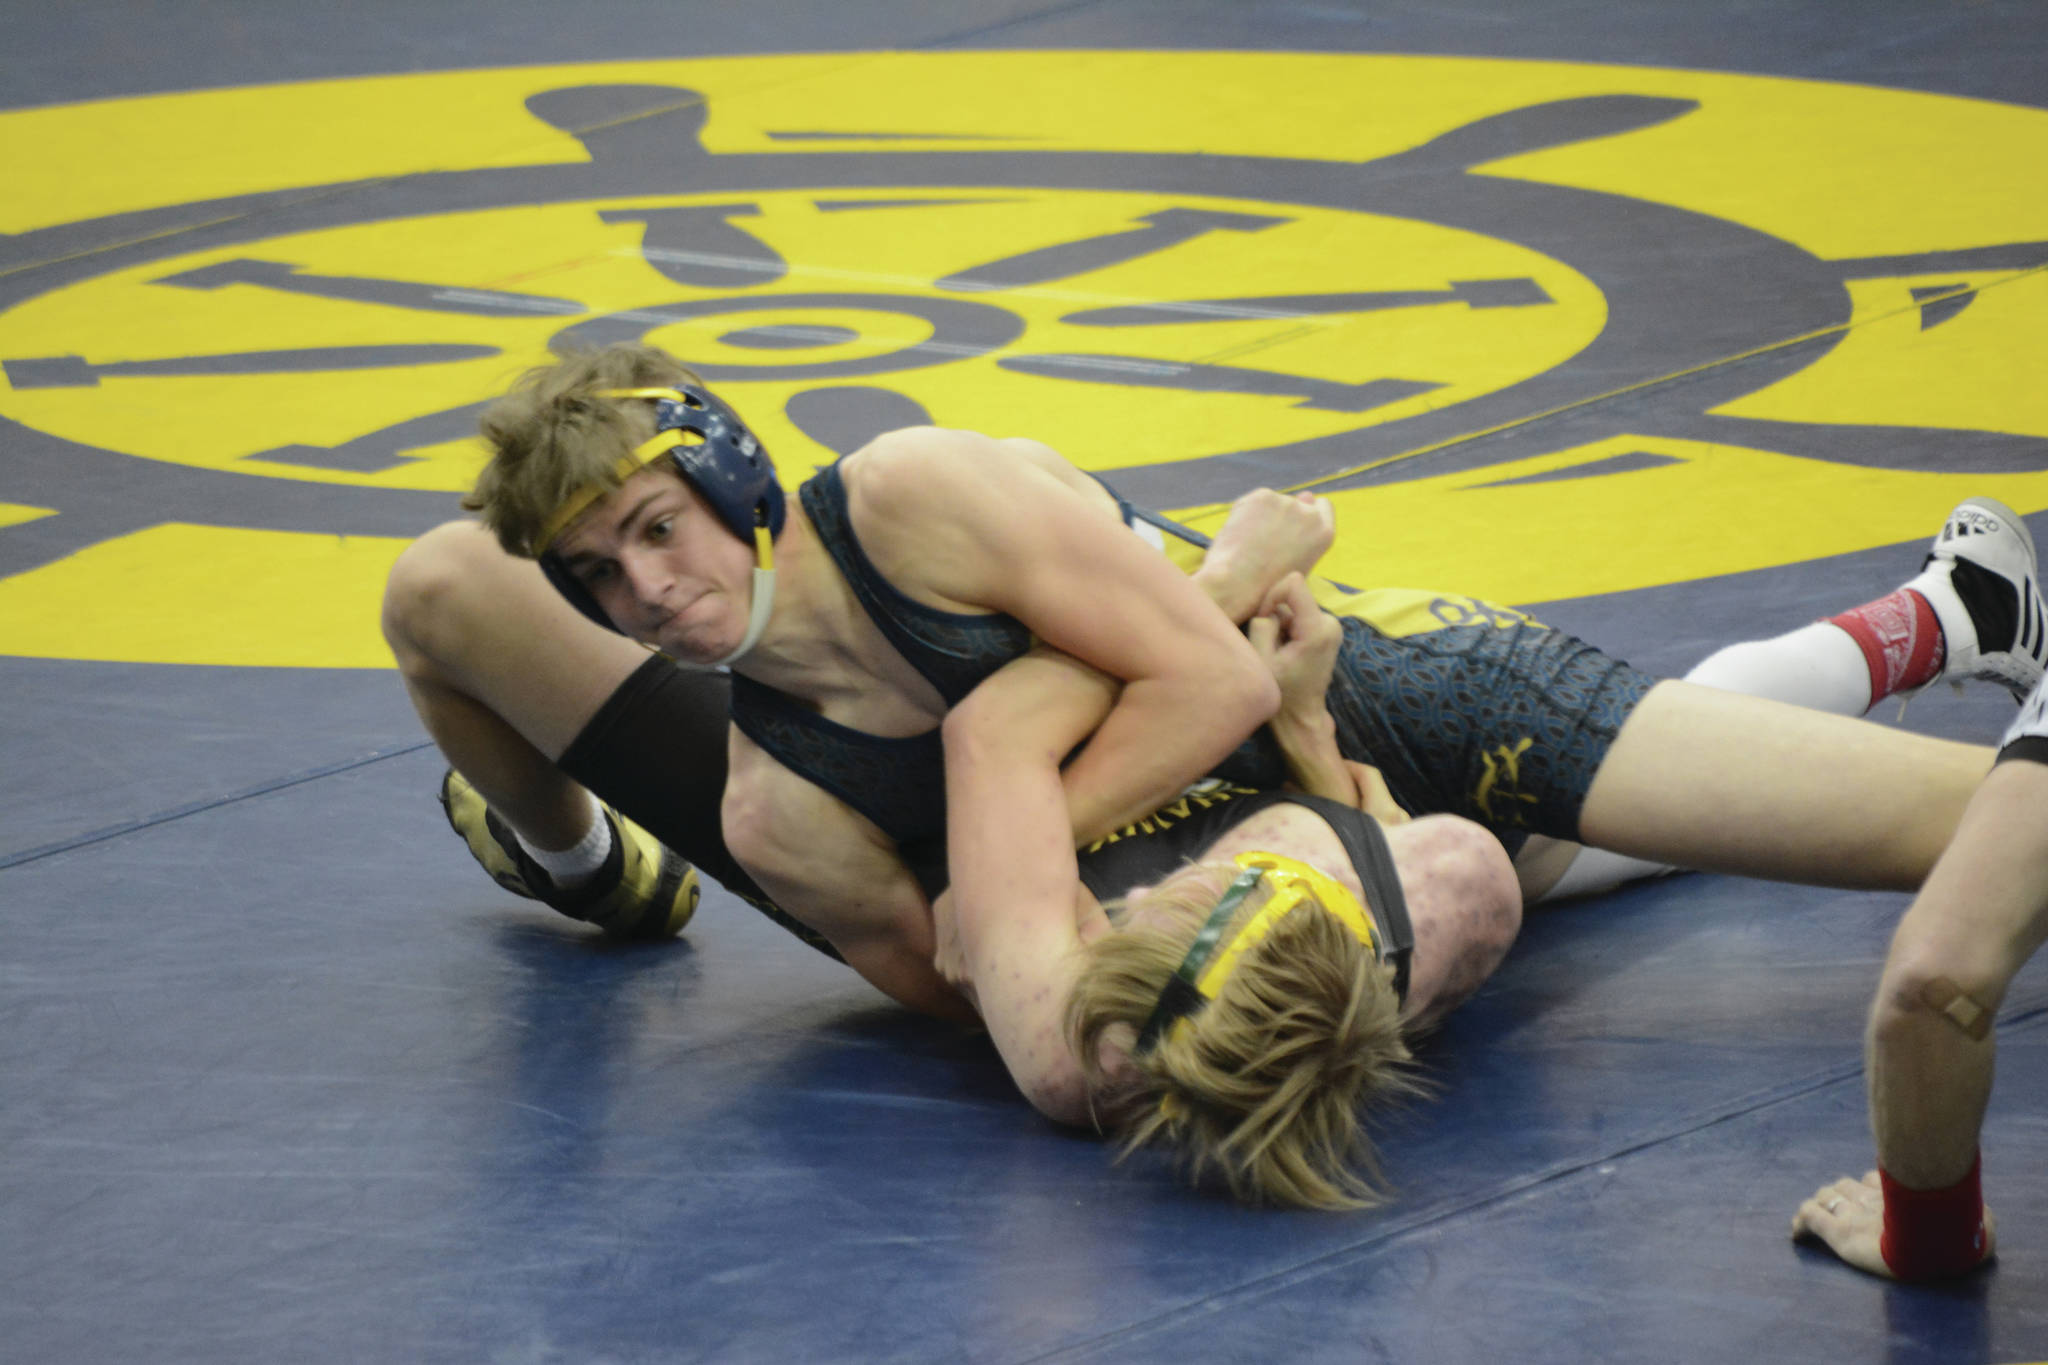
[731,459,1656,860]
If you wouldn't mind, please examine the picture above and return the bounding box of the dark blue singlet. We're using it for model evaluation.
[730,457,1657,870]
[728,459,1289,862]
[729,459,1033,849]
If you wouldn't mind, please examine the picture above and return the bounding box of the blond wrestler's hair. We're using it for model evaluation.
[463,343,706,557]
[1067,864,1421,1210]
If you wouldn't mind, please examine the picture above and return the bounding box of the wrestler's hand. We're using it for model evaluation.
[1791,1171,1998,1279]
[1346,760,1411,825]
[1195,489,1335,624]
[1247,572,1341,714]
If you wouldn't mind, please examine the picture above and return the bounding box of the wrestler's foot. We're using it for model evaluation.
[1906,497,2047,702]
[438,769,699,940]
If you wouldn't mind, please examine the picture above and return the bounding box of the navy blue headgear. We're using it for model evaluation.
[536,383,783,633]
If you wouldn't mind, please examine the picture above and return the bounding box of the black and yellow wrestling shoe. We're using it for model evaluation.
[437,768,699,941]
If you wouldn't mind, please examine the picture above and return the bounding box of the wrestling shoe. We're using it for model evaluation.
[438,768,699,941]
[1904,497,2048,702]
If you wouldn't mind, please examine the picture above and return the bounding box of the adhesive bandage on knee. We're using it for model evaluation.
[1920,976,1994,1041]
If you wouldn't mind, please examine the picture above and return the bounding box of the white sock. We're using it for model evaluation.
[1683,622,1874,716]
[513,793,613,888]
[1536,846,1676,903]
[1537,623,1873,903]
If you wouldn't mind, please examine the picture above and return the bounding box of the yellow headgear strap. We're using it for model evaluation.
[530,388,707,554]
[1133,850,1382,1057]
[1190,851,1379,1001]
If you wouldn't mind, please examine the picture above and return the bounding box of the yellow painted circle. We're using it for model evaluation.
[1,51,2045,666]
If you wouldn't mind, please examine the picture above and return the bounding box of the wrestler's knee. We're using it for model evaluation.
[1873,909,2018,1046]
[381,520,512,667]
[1398,814,1523,939]
[1870,954,2002,1055]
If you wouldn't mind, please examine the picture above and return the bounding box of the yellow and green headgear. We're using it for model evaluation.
[1132,850,1413,1056]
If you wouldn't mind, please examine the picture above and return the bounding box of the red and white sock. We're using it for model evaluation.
[1827,586,1947,706]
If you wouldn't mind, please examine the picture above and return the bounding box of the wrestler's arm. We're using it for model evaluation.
[852,430,1279,845]
[927,512,1353,988]
[1249,573,1408,824]
[723,479,1321,1033]
[722,730,977,1025]
[1793,757,2048,1278]
[1187,488,1336,625]
[940,648,1122,1126]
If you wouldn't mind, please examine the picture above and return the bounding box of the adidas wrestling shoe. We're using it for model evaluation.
[1904,497,2048,701]
[438,769,699,941]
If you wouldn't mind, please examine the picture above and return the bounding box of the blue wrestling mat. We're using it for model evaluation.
[3,3,2045,1361]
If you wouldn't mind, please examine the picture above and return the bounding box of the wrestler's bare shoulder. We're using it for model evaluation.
[844,427,1104,508]
[838,428,1125,609]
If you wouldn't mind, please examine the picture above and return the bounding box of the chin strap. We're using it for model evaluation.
[697,565,775,668]
[682,521,776,670]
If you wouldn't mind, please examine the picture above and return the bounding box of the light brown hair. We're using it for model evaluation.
[1067,864,1421,1209]
[464,343,705,557]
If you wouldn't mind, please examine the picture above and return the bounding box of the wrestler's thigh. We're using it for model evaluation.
[1578,679,1994,889]
[1323,603,1653,842]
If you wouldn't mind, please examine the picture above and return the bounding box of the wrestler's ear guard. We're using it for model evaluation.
[540,554,616,631]
[603,384,784,544]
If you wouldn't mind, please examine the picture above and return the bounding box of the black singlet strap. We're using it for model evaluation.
[1269,792,1415,1004]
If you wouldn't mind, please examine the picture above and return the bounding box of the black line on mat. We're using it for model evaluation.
[923,0,1120,48]
[0,740,434,870]
[1172,266,2048,526]
[1013,1000,2048,1365]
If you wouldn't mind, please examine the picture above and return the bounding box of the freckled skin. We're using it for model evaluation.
[1097,806,1522,1028]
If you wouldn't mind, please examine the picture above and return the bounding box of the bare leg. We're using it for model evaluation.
[1523,498,2046,902]
[1517,625,1881,904]
[381,520,653,848]
[1577,680,1994,890]
[1517,643,1876,904]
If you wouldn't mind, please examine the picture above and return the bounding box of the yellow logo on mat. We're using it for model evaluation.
[0,53,2044,664]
